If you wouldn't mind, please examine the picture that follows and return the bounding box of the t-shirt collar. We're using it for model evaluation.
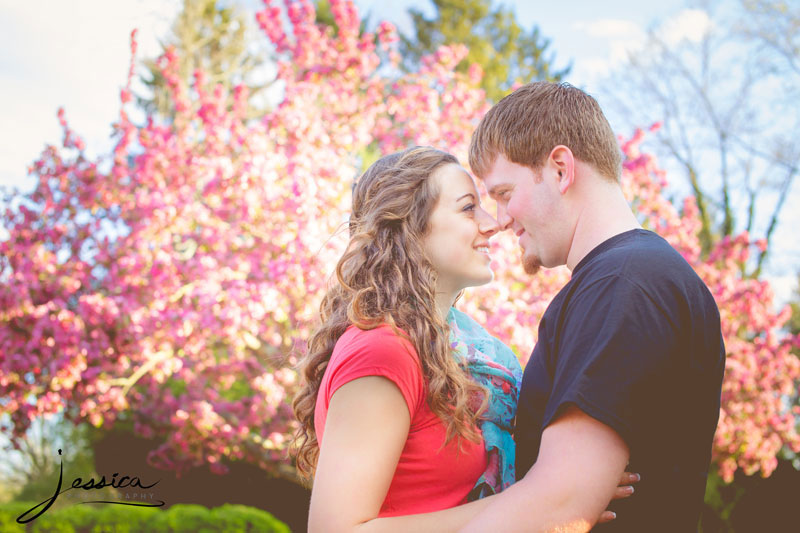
[572,228,649,275]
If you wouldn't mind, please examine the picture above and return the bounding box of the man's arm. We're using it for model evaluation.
[460,406,630,532]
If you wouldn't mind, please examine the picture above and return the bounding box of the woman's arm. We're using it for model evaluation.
[309,376,408,532]
[309,376,494,533]
[311,378,634,532]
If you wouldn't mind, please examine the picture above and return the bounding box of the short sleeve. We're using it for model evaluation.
[325,326,425,420]
[543,275,676,446]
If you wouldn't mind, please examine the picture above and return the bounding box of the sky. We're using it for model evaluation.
[0,0,797,302]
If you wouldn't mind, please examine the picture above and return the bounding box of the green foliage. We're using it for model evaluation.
[55,504,97,532]
[314,0,370,37]
[153,503,210,532]
[89,505,160,533]
[4,419,101,507]
[219,378,254,403]
[210,504,291,533]
[786,274,800,468]
[0,501,29,533]
[790,300,800,339]
[138,0,270,119]
[787,273,800,355]
[167,379,188,398]
[700,470,745,532]
[400,0,570,102]
[0,502,288,532]
[314,0,337,28]
[29,512,77,533]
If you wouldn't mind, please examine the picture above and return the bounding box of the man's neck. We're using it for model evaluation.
[566,183,641,271]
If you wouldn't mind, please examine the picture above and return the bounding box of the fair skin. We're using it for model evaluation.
[309,377,496,532]
[309,163,635,532]
[421,164,500,319]
[460,149,641,532]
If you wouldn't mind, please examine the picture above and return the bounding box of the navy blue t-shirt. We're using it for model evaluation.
[515,229,725,532]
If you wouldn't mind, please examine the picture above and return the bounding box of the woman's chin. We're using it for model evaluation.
[468,271,495,288]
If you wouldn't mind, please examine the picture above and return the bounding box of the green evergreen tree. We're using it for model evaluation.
[314,0,371,36]
[401,0,570,102]
[138,0,271,119]
[788,273,800,356]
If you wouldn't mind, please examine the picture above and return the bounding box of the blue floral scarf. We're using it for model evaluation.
[447,307,523,499]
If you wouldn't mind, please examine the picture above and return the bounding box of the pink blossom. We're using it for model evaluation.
[0,0,796,483]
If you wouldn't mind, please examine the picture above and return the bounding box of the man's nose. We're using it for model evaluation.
[496,204,514,231]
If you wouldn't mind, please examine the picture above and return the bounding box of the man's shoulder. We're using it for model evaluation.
[545,230,720,335]
[590,229,683,268]
[580,230,705,292]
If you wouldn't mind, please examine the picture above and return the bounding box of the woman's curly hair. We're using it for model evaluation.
[291,146,488,482]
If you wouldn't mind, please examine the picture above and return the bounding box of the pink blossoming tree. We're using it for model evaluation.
[1,0,797,483]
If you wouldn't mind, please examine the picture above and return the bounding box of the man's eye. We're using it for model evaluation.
[492,190,509,201]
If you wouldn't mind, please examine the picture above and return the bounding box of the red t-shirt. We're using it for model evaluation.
[314,324,487,517]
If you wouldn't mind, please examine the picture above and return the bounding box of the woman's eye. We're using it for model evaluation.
[462,203,476,212]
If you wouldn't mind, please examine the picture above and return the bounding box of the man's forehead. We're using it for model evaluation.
[481,154,539,190]
[482,165,515,193]
[480,154,513,179]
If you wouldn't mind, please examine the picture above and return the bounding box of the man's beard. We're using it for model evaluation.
[522,252,542,275]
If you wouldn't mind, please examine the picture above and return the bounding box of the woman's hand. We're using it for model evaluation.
[597,470,640,523]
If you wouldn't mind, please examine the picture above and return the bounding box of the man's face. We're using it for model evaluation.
[482,154,569,274]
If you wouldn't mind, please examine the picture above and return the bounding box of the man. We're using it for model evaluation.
[462,82,726,531]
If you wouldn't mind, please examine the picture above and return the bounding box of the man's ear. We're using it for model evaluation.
[548,145,575,194]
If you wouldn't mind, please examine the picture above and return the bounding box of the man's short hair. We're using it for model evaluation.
[469,82,622,182]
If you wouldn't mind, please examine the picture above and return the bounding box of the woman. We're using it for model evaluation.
[291,147,634,531]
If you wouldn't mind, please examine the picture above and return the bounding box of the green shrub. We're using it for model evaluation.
[0,501,32,533]
[54,504,98,532]
[211,504,291,533]
[149,504,213,533]
[29,512,76,533]
[0,501,289,532]
[90,504,161,533]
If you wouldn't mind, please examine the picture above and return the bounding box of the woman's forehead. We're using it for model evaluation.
[433,164,479,198]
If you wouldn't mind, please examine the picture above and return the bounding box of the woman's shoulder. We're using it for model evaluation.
[338,322,413,345]
[325,323,426,414]
[332,323,420,367]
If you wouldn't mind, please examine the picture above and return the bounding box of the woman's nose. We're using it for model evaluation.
[495,203,514,231]
[479,210,500,236]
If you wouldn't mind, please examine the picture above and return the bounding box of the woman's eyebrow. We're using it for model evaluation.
[456,193,475,202]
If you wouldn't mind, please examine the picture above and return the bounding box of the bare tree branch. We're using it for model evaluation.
[602,2,800,275]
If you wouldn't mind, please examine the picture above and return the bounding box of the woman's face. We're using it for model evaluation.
[422,163,500,295]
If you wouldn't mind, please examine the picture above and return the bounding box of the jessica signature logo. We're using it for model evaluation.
[17,448,165,524]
